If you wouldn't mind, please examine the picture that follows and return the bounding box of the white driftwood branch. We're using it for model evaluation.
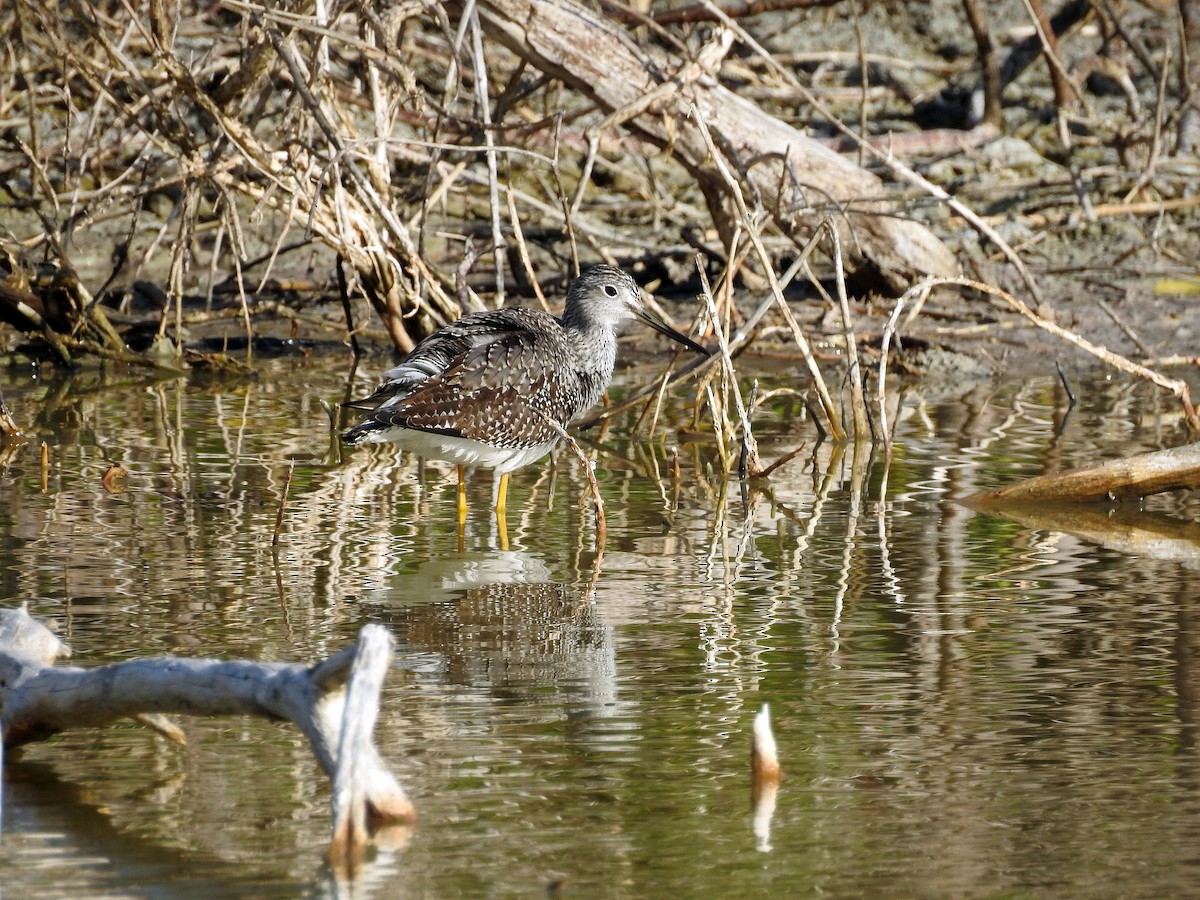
[0,607,414,856]
[328,622,402,870]
[0,601,69,664]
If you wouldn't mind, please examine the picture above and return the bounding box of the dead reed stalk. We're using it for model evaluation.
[886,276,1200,436]
[2,0,1194,462]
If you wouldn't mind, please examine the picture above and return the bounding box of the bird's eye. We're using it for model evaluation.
[604,285,618,297]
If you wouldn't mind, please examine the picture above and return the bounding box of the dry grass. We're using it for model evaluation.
[1,0,1197,455]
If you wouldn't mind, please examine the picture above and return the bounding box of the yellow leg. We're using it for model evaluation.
[494,472,510,516]
[456,465,468,524]
[497,511,510,551]
[495,471,510,551]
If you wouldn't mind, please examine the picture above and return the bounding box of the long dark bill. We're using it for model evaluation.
[635,308,711,356]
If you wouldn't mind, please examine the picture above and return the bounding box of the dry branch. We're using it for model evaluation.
[961,0,1002,129]
[964,441,1200,505]
[610,0,842,26]
[0,606,414,859]
[972,0,1092,114]
[449,0,958,291]
[899,276,1199,433]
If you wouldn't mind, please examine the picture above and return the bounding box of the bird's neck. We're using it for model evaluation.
[566,326,618,375]
[563,323,619,413]
[559,298,590,333]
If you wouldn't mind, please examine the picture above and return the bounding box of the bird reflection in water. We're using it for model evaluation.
[381,549,622,724]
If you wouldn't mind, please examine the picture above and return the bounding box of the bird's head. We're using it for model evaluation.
[565,264,709,356]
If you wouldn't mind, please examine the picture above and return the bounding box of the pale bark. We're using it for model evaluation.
[964,441,1200,505]
[451,0,958,291]
[0,607,414,862]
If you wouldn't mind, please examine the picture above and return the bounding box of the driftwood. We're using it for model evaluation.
[0,606,413,868]
[454,0,958,292]
[964,441,1200,506]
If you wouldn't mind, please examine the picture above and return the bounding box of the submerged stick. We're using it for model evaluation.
[751,703,782,786]
[329,625,398,873]
[273,461,295,547]
[539,414,606,544]
[751,703,781,853]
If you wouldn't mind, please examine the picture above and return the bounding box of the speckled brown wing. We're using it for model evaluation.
[369,315,589,450]
[346,308,547,410]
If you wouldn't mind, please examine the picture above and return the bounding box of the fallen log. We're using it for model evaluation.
[963,441,1200,506]
[454,0,958,291]
[0,606,414,867]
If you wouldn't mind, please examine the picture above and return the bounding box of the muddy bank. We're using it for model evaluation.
[0,0,1195,412]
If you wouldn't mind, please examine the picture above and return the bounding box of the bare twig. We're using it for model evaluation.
[1021,0,1082,149]
[828,225,870,442]
[538,413,606,543]
[687,98,846,440]
[962,0,1003,128]
[469,7,506,301]
[272,461,295,547]
[913,276,1200,434]
[697,258,762,476]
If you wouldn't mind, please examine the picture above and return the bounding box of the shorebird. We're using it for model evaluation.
[342,264,708,520]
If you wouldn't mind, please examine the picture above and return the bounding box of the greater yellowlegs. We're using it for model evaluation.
[342,264,708,519]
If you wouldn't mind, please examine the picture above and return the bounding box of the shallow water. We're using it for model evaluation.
[1,353,1199,898]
